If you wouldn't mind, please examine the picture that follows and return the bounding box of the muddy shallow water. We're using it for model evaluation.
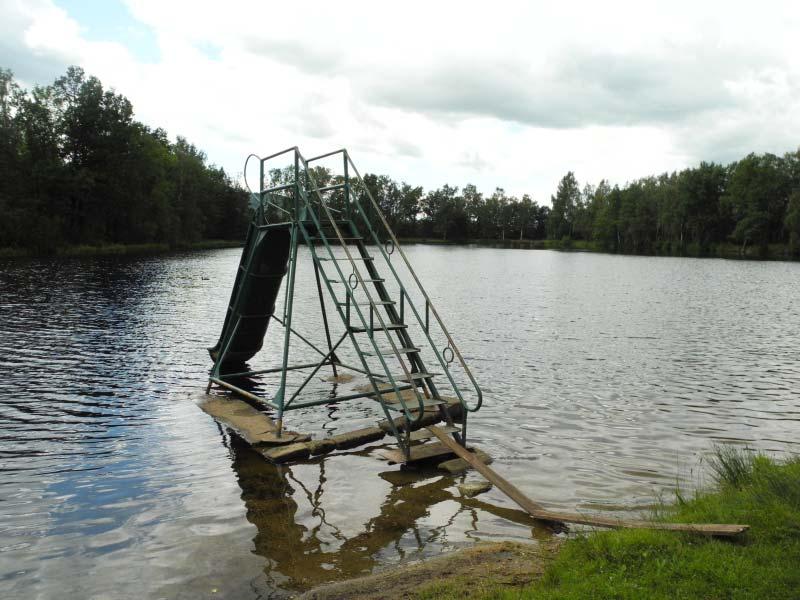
[1,246,799,598]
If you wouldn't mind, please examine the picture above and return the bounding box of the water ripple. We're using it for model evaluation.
[1,249,799,597]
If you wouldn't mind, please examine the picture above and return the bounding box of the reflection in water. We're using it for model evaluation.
[1,248,799,598]
[227,433,547,591]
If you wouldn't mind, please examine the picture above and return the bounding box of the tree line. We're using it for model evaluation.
[2,66,799,258]
[297,149,800,258]
[0,66,248,253]
[332,153,800,257]
[545,155,800,256]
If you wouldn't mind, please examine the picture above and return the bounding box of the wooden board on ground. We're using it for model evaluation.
[199,394,309,446]
[257,400,466,463]
[200,391,463,464]
[357,386,464,419]
[438,448,493,474]
[258,424,391,463]
[379,441,460,464]
[425,425,749,537]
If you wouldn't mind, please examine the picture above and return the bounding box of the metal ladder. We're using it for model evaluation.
[209,147,482,460]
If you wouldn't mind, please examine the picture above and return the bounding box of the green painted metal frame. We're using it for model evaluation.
[207,147,482,456]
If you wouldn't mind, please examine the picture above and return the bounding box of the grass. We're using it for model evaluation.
[417,448,800,599]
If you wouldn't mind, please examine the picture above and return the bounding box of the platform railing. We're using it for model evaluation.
[305,149,483,414]
[293,151,430,427]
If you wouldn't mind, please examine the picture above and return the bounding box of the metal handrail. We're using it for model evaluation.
[293,151,429,424]
[298,190,427,424]
[307,149,483,413]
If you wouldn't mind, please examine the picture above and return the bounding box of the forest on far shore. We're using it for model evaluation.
[0,67,248,253]
[2,66,799,257]
[348,152,800,257]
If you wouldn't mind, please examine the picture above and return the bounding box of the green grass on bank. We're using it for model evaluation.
[419,449,800,600]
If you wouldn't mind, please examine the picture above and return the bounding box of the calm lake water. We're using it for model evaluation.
[1,246,799,598]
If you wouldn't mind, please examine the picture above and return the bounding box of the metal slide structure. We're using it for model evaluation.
[207,147,482,459]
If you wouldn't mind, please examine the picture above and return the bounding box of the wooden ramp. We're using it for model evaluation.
[199,395,747,537]
[426,425,749,537]
[201,395,309,445]
[199,393,463,463]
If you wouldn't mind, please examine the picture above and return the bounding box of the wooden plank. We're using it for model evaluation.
[409,424,459,441]
[200,391,459,463]
[260,426,388,463]
[425,425,749,537]
[200,395,309,446]
[379,441,458,464]
[437,448,493,474]
[330,426,386,450]
[260,442,311,463]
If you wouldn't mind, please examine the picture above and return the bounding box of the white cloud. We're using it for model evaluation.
[2,0,800,201]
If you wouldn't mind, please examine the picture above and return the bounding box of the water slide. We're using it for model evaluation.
[208,223,291,366]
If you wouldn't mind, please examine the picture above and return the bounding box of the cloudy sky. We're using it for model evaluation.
[3,0,799,202]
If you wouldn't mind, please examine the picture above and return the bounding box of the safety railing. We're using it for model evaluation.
[293,152,431,425]
[240,146,481,425]
[305,149,483,414]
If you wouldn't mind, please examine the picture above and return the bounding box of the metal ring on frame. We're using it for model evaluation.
[442,346,455,364]
[385,239,395,256]
[348,272,359,290]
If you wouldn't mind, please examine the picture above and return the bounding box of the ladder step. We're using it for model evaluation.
[409,425,459,441]
[377,372,435,382]
[317,256,374,261]
[349,323,408,333]
[379,441,456,464]
[362,346,420,356]
[309,236,363,242]
[337,300,396,306]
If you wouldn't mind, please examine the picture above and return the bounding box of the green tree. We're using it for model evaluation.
[0,66,247,252]
[723,153,792,254]
[548,172,580,239]
[785,188,800,256]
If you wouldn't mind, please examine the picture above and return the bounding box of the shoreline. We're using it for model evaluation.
[298,541,555,600]
[398,237,799,261]
[0,239,243,259]
[2,237,797,262]
[300,450,800,599]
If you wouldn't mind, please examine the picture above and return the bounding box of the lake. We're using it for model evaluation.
[1,246,799,598]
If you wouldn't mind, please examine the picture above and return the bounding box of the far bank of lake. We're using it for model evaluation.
[2,236,798,262]
[399,237,800,261]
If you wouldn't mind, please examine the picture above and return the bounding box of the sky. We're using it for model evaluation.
[2,0,800,203]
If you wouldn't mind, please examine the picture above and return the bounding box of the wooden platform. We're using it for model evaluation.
[200,395,309,445]
[426,425,749,537]
[198,392,464,464]
[198,395,748,538]
[438,448,493,474]
[379,441,458,464]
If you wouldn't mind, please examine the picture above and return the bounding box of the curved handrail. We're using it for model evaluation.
[243,152,294,222]
[303,148,482,413]
[294,150,429,424]
[343,151,482,413]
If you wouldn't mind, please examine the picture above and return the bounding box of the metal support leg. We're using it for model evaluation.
[276,224,299,436]
[313,259,338,377]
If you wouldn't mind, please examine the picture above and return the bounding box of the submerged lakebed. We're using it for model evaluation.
[1,246,799,598]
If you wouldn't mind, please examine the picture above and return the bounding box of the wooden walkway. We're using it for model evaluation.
[427,425,749,537]
[199,394,748,537]
[199,393,463,463]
